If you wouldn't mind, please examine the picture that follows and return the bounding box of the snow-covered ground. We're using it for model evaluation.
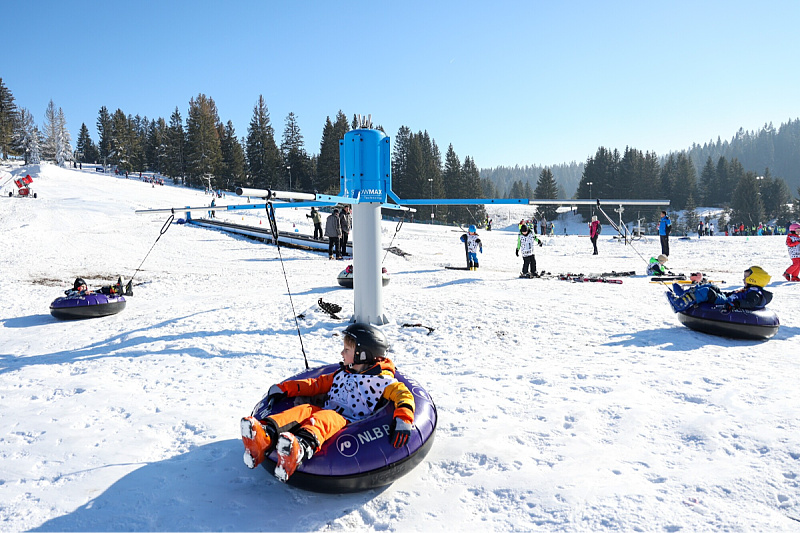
[1,162,799,532]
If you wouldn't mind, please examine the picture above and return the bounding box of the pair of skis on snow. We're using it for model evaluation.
[519,271,623,284]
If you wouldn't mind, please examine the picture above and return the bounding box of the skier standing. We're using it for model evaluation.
[460,225,483,271]
[516,224,543,277]
[784,223,800,281]
[589,216,601,255]
[659,211,672,257]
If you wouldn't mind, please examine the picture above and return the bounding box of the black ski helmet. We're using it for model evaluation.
[74,277,86,289]
[343,323,389,364]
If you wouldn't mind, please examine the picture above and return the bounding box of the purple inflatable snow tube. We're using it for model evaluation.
[673,300,780,340]
[50,293,126,320]
[253,363,437,493]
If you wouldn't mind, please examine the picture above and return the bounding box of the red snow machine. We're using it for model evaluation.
[9,175,37,198]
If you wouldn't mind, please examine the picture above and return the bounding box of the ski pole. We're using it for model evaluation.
[129,213,173,286]
[266,203,310,370]
[382,215,406,264]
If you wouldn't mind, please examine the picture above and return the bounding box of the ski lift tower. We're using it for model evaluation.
[339,115,392,325]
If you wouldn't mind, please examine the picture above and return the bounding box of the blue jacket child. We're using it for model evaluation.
[669,266,772,312]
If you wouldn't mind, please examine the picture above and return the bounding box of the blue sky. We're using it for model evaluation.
[3,0,800,168]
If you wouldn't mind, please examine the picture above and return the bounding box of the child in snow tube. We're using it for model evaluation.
[241,323,415,483]
[669,266,773,312]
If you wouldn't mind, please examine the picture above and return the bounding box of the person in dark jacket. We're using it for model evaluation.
[306,207,323,240]
[325,209,342,259]
[669,266,773,312]
[339,205,352,257]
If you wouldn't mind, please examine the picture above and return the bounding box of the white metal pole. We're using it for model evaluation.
[352,202,389,325]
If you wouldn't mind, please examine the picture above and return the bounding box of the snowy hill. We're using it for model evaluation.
[1,162,799,531]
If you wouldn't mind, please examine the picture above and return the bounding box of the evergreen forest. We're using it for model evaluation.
[1,76,798,227]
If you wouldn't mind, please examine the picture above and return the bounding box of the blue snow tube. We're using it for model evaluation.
[666,294,780,340]
[50,293,126,320]
[251,363,437,493]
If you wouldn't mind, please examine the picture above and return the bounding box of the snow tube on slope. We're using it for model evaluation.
[336,265,390,289]
[50,293,126,320]
[251,363,437,493]
[666,294,780,340]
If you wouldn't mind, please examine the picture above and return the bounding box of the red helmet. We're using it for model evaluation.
[790,223,800,233]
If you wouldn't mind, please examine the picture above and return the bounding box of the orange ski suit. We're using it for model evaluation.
[266,358,414,452]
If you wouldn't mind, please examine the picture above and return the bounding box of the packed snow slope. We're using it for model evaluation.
[1,163,799,532]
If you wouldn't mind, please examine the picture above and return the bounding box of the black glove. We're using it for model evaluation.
[515,249,519,257]
[538,240,543,247]
[390,418,412,448]
[253,384,287,416]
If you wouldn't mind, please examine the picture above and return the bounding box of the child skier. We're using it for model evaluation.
[647,255,669,276]
[460,225,483,270]
[669,266,773,312]
[516,224,543,277]
[240,323,415,483]
[783,223,800,281]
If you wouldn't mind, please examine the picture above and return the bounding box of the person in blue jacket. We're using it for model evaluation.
[658,211,672,257]
[669,266,772,312]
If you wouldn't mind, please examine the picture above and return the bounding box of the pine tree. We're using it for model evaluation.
[758,168,791,220]
[699,156,717,205]
[671,153,697,210]
[730,172,764,226]
[129,114,147,172]
[684,194,698,233]
[639,151,661,200]
[577,147,615,220]
[534,168,559,220]
[109,109,131,170]
[317,117,338,193]
[523,181,534,200]
[185,94,222,189]
[442,144,462,224]
[54,107,73,167]
[218,120,246,190]
[165,108,185,182]
[715,156,730,204]
[462,156,486,224]
[0,78,19,159]
[508,180,525,199]
[618,147,641,199]
[391,126,413,199]
[13,108,37,164]
[28,126,42,164]
[76,123,99,163]
[659,154,678,205]
[246,95,281,189]
[42,100,58,161]
[96,106,112,166]
[281,112,311,191]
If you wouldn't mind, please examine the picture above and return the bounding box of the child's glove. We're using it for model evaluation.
[515,249,519,257]
[538,240,543,247]
[390,418,412,448]
[253,384,287,415]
